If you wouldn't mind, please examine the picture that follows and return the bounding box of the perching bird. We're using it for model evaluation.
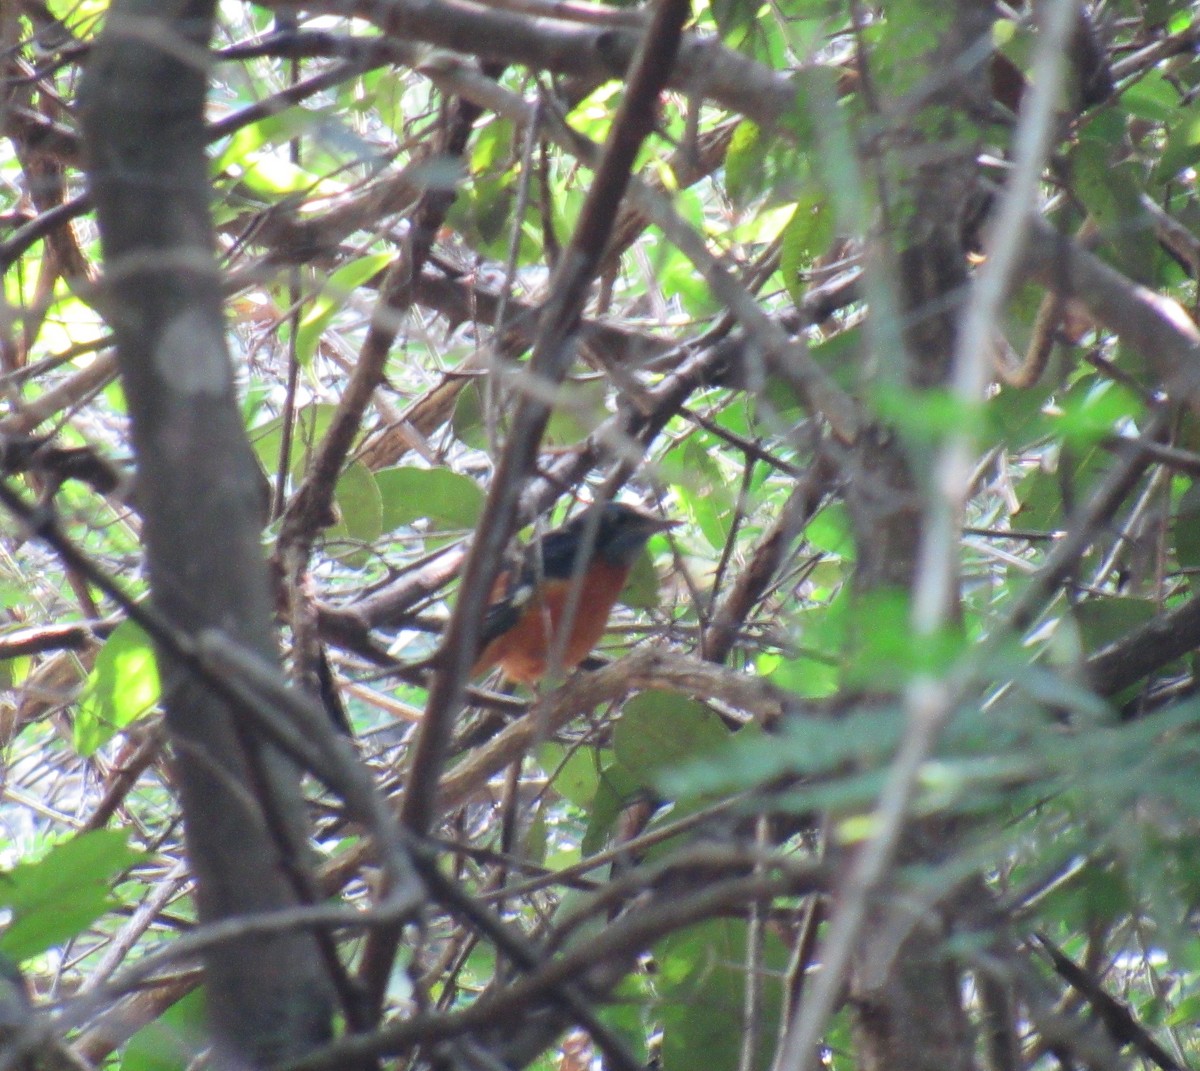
[472,501,676,685]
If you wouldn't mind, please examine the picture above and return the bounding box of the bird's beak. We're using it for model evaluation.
[641,514,679,533]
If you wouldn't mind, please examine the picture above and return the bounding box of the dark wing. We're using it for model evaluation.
[478,595,523,651]
[477,568,536,650]
[477,518,588,649]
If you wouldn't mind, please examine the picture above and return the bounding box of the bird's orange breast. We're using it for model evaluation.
[472,559,631,685]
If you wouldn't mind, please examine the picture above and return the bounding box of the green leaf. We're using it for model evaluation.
[779,191,833,306]
[123,988,207,1071]
[582,763,641,857]
[296,253,392,366]
[334,461,383,544]
[1075,597,1158,653]
[725,120,766,208]
[622,540,668,610]
[1012,466,1061,532]
[451,381,489,451]
[656,920,787,1071]
[540,743,604,808]
[377,466,485,532]
[212,106,331,175]
[661,707,902,800]
[75,621,160,756]
[761,649,840,699]
[1056,379,1143,448]
[0,830,141,962]
[1073,139,1157,285]
[663,438,731,548]
[251,402,339,480]
[612,692,729,791]
[545,379,607,447]
[1155,96,1200,181]
[1122,72,1180,124]
[803,502,855,560]
[873,384,986,443]
[1174,479,1200,571]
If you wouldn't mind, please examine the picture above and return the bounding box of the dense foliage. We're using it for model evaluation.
[5,1,1200,1069]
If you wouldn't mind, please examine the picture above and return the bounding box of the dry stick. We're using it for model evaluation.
[78,859,190,995]
[1087,590,1200,699]
[316,648,798,896]
[399,0,693,837]
[1032,934,1184,1071]
[267,0,799,133]
[80,723,166,832]
[703,468,831,663]
[774,1,1080,1066]
[1020,213,1200,410]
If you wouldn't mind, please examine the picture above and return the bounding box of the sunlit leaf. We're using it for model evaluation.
[75,621,160,756]
[0,830,140,961]
[296,253,392,366]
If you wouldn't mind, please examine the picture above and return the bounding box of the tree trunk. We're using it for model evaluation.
[78,2,334,1065]
[842,2,995,1069]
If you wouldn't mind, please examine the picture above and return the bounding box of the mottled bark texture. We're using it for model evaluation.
[78,3,334,1066]
[842,2,995,1070]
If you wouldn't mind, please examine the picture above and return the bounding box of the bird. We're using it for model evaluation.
[471,501,676,686]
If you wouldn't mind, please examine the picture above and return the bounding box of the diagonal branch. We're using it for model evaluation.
[399,0,694,837]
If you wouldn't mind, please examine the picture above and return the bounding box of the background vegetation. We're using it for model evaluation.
[5,1,1200,1069]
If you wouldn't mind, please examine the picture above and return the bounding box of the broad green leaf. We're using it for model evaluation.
[872,384,986,443]
[1073,139,1157,285]
[451,381,489,451]
[251,402,339,480]
[75,621,160,756]
[470,117,516,172]
[803,502,855,560]
[762,650,840,699]
[1056,378,1142,448]
[234,154,329,197]
[1155,96,1200,180]
[661,707,902,800]
[1012,465,1062,532]
[0,830,140,961]
[540,742,605,809]
[725,120,766,208]
[662,437,730,548]
[1174,479,1200,571]
[593,974,652,1063]
[545,379,607,446]
[1122,72,1179,124]
[1075,597,1158,653]
[377,466,485,532]
[334,461,383,544]
[123,989,207,1071]
[212,107,331,175]
[581,762,641,857]
[656,920,787,1071]
[612,692,729,791]
[779,192,833,306]
[621,543,666,611]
